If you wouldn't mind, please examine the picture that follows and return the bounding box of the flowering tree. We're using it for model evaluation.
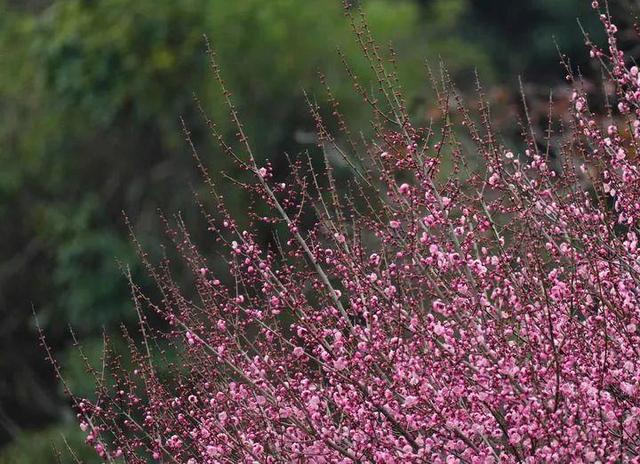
[46,3,640,462]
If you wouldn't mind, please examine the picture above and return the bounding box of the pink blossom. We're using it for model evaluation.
[66,11,640,464]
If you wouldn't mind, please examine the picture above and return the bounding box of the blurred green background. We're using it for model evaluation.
[0,0,618,461]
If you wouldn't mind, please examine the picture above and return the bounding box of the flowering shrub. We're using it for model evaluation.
[47,4,640,463]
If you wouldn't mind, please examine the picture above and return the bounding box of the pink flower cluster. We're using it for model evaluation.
[68,7,640,463]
